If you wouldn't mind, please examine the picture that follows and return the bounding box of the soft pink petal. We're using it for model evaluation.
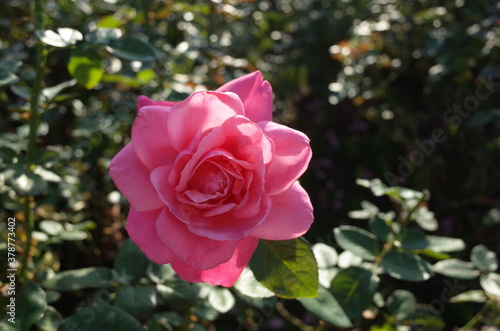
[221,115,274,165]
[137,95,176,110]
[250,182,313,240]
[259,121,312,196]
[151,165,271,241]
[109,143,164,211]
[132,105,178,169]
[216,71,273,123]
[171,236,259,287]
[155,208,237,269]
[187,194,271,240]
[125,207,177,264]
[167,91,244,152]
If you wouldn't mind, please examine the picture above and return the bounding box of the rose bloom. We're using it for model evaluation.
[109,71,313,286]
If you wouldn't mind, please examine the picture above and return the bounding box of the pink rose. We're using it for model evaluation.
[109,71,313,286]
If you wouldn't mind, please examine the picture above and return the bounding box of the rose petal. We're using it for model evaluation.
[186,194,271,240]
[109,143,164,211]
[222,115,274,165]
[250,182,313,240]
[259,121,312,196]
[132,105,178,169]
[171,236,259,287]
[125,207,177,264]
[137,95,177,110]
[216,71,273,123]
[155,208,237,269]
[167,91,244,152]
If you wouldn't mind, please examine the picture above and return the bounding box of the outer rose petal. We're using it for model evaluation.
[132,105,178,169]
[167,91,245,152]
[155,208,238,269]
[171,236,259,287]
[216,71,273,123]
[250,182,313,240]
[109,143,164,211]
[125,207,177,264]
[259,121,312,196]
[137,95,177,110]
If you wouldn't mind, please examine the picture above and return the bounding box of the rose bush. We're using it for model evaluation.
[109,71,313,286]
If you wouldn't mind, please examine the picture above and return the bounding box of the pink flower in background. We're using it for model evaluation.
[109,71,313,286]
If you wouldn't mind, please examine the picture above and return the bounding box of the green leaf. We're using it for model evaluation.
[386,289,416,320]
[39,220,64,236]
[114,239,151,283]
[233,267,274,298]
[483,208,500,227]
[312,243,339,288]
[41,267,113,291]
[35,305,63,331]
[107,36,157,62]
[249,238,318,298]
[85,28,122,44]
[449,290,487,303]
[59,230,88,241]
[113,286,158,318]
[380,250,433,281]
[356,178,387,196]
[41,79,77,102]
[424,235,466,253]
[147,263,176,284]
[208,287,235,313]
[399,227,428,250]
[413,206,438,231]
[480,272,500,296]
[17,282,47,331]
[58,305,144,331]
[68,47,103,89]
[432,259,480,279]
[12,172,47,196]
[298,286,353,328]
[156,279,197,306]
[0,72,19,86]
[36,28,83,47]
[471,245,498,272]
[348,200,379,219]
[334,225,380,260]
[329,267,379,319]
[369,215,391,242]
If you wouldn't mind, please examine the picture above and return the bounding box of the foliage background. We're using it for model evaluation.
[1,0,500,330]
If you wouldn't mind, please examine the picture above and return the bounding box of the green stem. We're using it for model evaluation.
[460,302,488,330]
[21,0,45,282]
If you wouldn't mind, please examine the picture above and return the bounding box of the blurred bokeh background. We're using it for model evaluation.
[1,0,500,329]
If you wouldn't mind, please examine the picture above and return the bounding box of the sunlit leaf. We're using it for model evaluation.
[68,47,103,89]
[299,286,353,328]
[424,235,465,253]
[107,36,157,62]
[208,287,235,313]
[249,238,318,298]
[380,250,433,281]
[449,290,487,303]
[471,245,498,272]
[386,289,416,320]
[334,225,380,260]
[234,267,274,298]
[480,272,500,296]
[330,267,379,319]
[17,282,47,331]
[36,28,83,47]
[432,259,480,279]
